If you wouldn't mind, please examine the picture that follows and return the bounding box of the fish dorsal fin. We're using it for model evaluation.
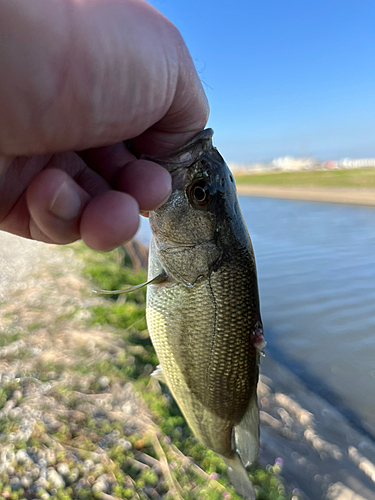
[93,272,167,295]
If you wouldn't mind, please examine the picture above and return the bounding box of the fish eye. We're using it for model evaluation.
[194,185,207,201]
[188,180,211,207]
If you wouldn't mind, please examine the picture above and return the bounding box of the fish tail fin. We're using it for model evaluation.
[224,394,259,498]
[235,392,259,467]
[224,455,256,500]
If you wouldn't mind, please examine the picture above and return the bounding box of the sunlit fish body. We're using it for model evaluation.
[144,129,265,499]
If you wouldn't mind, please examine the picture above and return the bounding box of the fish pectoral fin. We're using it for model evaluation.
[224,455,256,500]
[151,365,167,384]
[235,393,259,467]
[93,272,168,295]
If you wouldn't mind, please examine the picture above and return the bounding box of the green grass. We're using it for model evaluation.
[0,331,23,347]
[235,167,375,189]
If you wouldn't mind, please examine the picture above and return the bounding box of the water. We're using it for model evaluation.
[240,197,375,437]
[138,197,375,437]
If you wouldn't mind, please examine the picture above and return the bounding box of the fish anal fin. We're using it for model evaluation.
[235,393,259,467]
[93,272,168,295]
[151,365,167,384]
[224,455,256,500]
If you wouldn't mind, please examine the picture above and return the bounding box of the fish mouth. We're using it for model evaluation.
[141,129,214,173]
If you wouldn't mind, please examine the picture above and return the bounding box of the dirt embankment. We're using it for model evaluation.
[236,185,375,207]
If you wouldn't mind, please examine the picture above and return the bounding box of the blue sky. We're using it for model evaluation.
[149,0,375,163]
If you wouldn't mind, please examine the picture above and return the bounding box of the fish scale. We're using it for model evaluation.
[148,254,259,428]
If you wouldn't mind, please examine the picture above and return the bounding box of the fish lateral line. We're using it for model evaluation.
[92,272,168,295]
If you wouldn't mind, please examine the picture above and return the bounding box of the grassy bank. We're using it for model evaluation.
[234,168,375,189]
[0,243,296,500]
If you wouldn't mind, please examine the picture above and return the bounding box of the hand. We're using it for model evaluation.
[0,0,208,251]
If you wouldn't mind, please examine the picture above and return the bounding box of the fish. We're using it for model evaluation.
[96,129,265,499]
[145,129,265,499]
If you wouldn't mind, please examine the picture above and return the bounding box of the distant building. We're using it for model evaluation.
[338,158,375,169]
[271,156,318,171]
[228,156,375,174]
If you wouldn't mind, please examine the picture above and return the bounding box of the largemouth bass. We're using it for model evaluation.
[145,129,264,499]
[97,129,265,498]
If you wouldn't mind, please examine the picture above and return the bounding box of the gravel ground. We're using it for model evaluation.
[0,233,79,302]
[0,234,164,499]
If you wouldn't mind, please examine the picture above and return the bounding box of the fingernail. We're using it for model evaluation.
[49,181,81,220]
